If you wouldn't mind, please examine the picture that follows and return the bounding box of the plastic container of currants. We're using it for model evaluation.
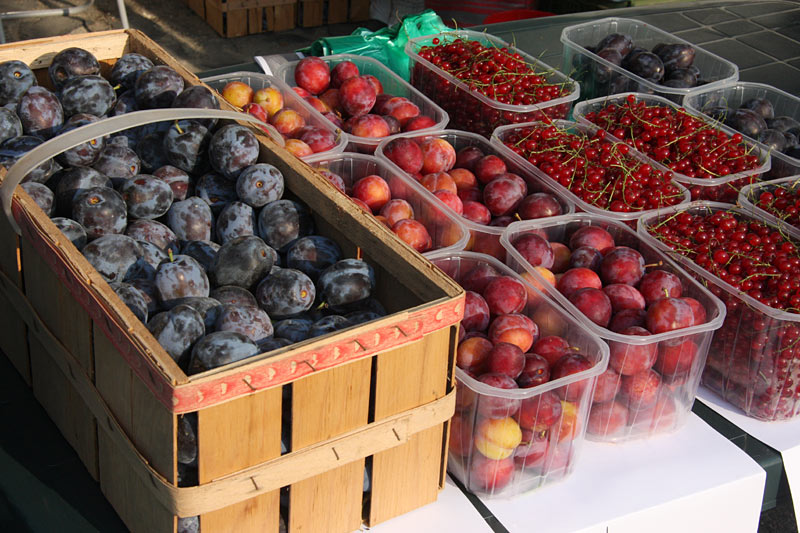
[405,29,580,138]
[560,17,739,103]
[638,201,800,421]
[201,71,347,159]
[572,92,771,203]
[273,54,449,153]
[427,250,609,496]
[375,129,576,261]
[304,151,470,255]
[683,81,800,180]
[499,213,726,441]
[490,118,692,226]
[738,176,800,239]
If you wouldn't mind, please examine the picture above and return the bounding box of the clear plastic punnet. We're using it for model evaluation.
[427,250,608,496]
[273,54,448,153]
[375,129,575,262]
[500,213,725,441]
[304,151,469,256]
[683,81,800,180]
[572,92,771,202]
[202,71,347,159]
[638,201,800,421]
[738,176,800,240]
[405,29,579,138]
[560,17,739,103]
[490,119,691,227]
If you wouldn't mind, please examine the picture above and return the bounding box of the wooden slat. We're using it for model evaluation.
[197,387,282,532]
[273,3,297,31]
[248,7,263,33]
[186,0,205,16]
[22,239,93,374]
[369,328,453,525]
[300,1,324,27]
[0,31,128,70]
[98,431,175,533]
[289,358,371,532]
[204,0,226,36]
[349,0,370,21]
[30,335,99,479]
[328,0,348,23]
[226,8,249,37]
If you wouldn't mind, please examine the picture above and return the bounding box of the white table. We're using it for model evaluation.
[477,414,766,533]
[698,386,800,531]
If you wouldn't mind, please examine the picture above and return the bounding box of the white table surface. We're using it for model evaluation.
[476,413,766,533]
[698,385,800,531]
[361,476,493,533]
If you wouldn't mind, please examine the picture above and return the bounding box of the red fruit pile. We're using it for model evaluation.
[291,57,438,140]
[411,37,572,136]
[382,135,565,259]
[314,167,436,253]
[500,123,685,213]
[583,96,764,201]
[512,224,707,437]
[751,182,800,229]
[646,208,800,420]
[447,261,594,493]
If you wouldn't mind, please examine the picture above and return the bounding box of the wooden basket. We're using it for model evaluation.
[185,0,297,37]
[299,0,370,28]
[0,30,463,533]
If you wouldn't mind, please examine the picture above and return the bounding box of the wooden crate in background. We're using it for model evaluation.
[299,0,371,28]
[0,29,462,533]
[184,0,297,38]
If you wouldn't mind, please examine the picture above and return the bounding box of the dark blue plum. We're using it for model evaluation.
[167,197,213,242]
[215,304,274,344]
[216,201,255,244]
[257,199,314,252]
[0,60,36,105]
[111,281,150,323]
[147,304,205,366]
[16,86,63,139]
[318,259,375,307]
[120,174,174,219]
[72,186,127,239]
[210,235,274,290]
[236,163,283,207]
[286,235,342,281]
[208,124,260,180]
[59,75,116,117]
[111,53,154,91]
[52,217,87,250]
[82,234,143,283]
[255,268,315,319]
[155,255,210,308]
[135,65,184,109]
[187,331,258,375]
[48,48,100,91]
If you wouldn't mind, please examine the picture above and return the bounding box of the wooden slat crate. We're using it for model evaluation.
[0,29,463,533]
[299,0,370,28]
[186,0,297,38]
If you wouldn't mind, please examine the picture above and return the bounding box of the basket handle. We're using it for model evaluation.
[1,108,284,235]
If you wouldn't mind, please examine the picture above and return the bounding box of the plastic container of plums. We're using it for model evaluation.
[500,213,726,442]
[405,29,580,138]
[304,152,470,255]
[683,81,800,179]
[202,71,348,159]
[638,202,800,421]
[375,129,575,262]
[427,250,609,497]
[273,54,449,154]
[572,93,771,203]
[560,17,739,103]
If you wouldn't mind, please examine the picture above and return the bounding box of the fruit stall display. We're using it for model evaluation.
[573,93,771,202]
[202,71,347,159]
[427,250,609,495]
[405,29,579,138]
[303,151,469,254]
[0,30,464,533]
[499,214,725,441]
[375,129,574,261]
[683,81,800,180]
[491,119,690,225]
[560,17,739,103]
[273,54,448,153]
[639,202,800,421]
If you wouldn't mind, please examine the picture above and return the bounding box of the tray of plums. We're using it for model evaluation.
[405,29,579,138]
[561,17,739,103]
[0,30,464,532]
[684,81,800,180]
[639,202,800,421]
[573,93,771,203]
[490,118,690,226]
[273,54,449,153]
[376,129,575,261]
[499,213,726,441]
[427,250,609,496]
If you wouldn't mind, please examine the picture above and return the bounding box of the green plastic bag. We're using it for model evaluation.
[299,10,449,81]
